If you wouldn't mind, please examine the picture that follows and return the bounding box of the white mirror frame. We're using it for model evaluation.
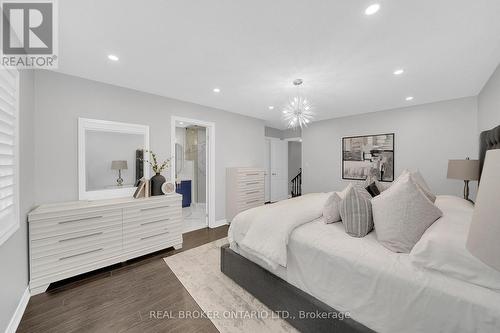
[78,118,150,200]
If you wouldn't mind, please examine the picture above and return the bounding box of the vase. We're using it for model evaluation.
[151,173,166,196]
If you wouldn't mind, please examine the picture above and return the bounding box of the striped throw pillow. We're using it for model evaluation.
[339,186,374,237]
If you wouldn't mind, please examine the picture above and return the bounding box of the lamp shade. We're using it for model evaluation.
[111,160,128,170]
[447,159,479,180]
[466,149,500,271]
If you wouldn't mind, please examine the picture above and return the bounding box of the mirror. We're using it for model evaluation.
[175,143,183,178]
[78,118,150,200]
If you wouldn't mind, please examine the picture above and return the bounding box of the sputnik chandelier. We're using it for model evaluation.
[282,79,314,129]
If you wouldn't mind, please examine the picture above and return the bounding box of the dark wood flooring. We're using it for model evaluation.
[18,226,229,333]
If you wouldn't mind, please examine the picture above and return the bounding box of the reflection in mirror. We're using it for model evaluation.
[175,143,183,178]
[85,131,145,191]
[78,118,150,200]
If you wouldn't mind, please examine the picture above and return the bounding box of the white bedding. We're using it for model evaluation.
[228,195,500,333]
[229,192,329,269]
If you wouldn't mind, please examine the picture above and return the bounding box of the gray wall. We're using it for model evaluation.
[302,97,479,198]
[265,126,301,139]
[0,71,35,332]
[33,71,265,221]
[85,131,144,190]
[478,63,500,131]
[288,141,302,184]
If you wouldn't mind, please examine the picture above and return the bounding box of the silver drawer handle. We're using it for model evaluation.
[246,173,259,176]
[246,190,259,195]
[246,199,260,204]
[58,216,103,224]
[141,218,170,226]
[140,230,170,240]
[246,182,259,186]
[59,232,103,243]
[59,248,103,260]
[140,206,169,211]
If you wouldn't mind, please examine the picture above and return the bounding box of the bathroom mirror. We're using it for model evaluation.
[78,118,150,200]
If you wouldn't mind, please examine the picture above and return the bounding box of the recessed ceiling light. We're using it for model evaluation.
[393,69,404,75]
[268,106,274,110]
[406,96,414,101]
[179,122,184,125]
[108,54,119,61]
[365,3,380,16]
[213,88,220,93]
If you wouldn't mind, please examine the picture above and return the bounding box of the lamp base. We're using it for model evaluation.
[463,180,474,204]
[116,169,123,186]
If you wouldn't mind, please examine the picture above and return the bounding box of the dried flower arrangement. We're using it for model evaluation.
[142,150,171,174]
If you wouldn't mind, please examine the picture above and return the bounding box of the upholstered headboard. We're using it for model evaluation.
[479,125,500,181]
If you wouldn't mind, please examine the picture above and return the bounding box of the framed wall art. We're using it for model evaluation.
[342,133,394,182]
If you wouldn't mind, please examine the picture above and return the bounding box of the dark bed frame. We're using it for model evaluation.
[221,125,500,333]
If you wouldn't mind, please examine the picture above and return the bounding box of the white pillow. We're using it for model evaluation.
[375,180,392,192]
[372,173,443,253]
[401,169,436,203]
[337,183,354,199]
[411,196,500,291]
[323,192,342,223]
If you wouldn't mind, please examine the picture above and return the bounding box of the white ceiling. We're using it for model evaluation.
[56,0,500,128]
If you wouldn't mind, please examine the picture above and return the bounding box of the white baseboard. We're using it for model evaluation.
[5,287,30,333]
[210,219,228,228]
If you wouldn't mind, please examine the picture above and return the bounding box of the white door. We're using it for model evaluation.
[270,139,288,202]
[264,139,271,202]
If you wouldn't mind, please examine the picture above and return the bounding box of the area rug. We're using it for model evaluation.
[164,238,297,333]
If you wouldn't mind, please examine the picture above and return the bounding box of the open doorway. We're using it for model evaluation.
[171,116,215,232]
[286,138,302,197]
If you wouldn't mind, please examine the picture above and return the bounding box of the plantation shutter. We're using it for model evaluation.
[0,66,19,245]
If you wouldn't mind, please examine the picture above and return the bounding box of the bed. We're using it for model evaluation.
[221,125,500,333]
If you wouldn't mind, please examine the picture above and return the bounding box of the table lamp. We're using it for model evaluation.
[111,160,128,186]
[447,157,479,203]
[466,149,500,271]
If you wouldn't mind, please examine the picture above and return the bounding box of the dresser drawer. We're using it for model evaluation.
[123,205,181,224]
[125,196,181,212]
[237,196,264,208]
[237,170,265,182]
[237,179,264,191]
[123,214,182,235]
[29,209,122,241]
[123,223,183,253]
[31,224,122,260]
[31,238,122,278]
[236,188,265,200]
[237,198,264,211]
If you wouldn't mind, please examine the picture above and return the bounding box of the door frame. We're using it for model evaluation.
[171,116,216,228]
[265,136,289,202]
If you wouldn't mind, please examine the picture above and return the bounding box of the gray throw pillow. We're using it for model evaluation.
[339,187,374,237]
[372,173,443,253]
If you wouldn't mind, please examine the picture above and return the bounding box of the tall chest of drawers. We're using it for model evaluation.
[28,194,182,294]
[226,167,265,222]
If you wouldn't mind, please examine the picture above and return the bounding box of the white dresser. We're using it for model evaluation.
[226,167,265,222]
[28,194,182,294]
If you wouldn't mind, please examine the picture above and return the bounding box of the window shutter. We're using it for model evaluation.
[0,66,19,245]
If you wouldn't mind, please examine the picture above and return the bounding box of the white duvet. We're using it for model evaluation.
[228,192,329,269]
[228,194,500,332]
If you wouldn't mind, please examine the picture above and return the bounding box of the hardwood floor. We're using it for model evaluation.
[18,226,229,333]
